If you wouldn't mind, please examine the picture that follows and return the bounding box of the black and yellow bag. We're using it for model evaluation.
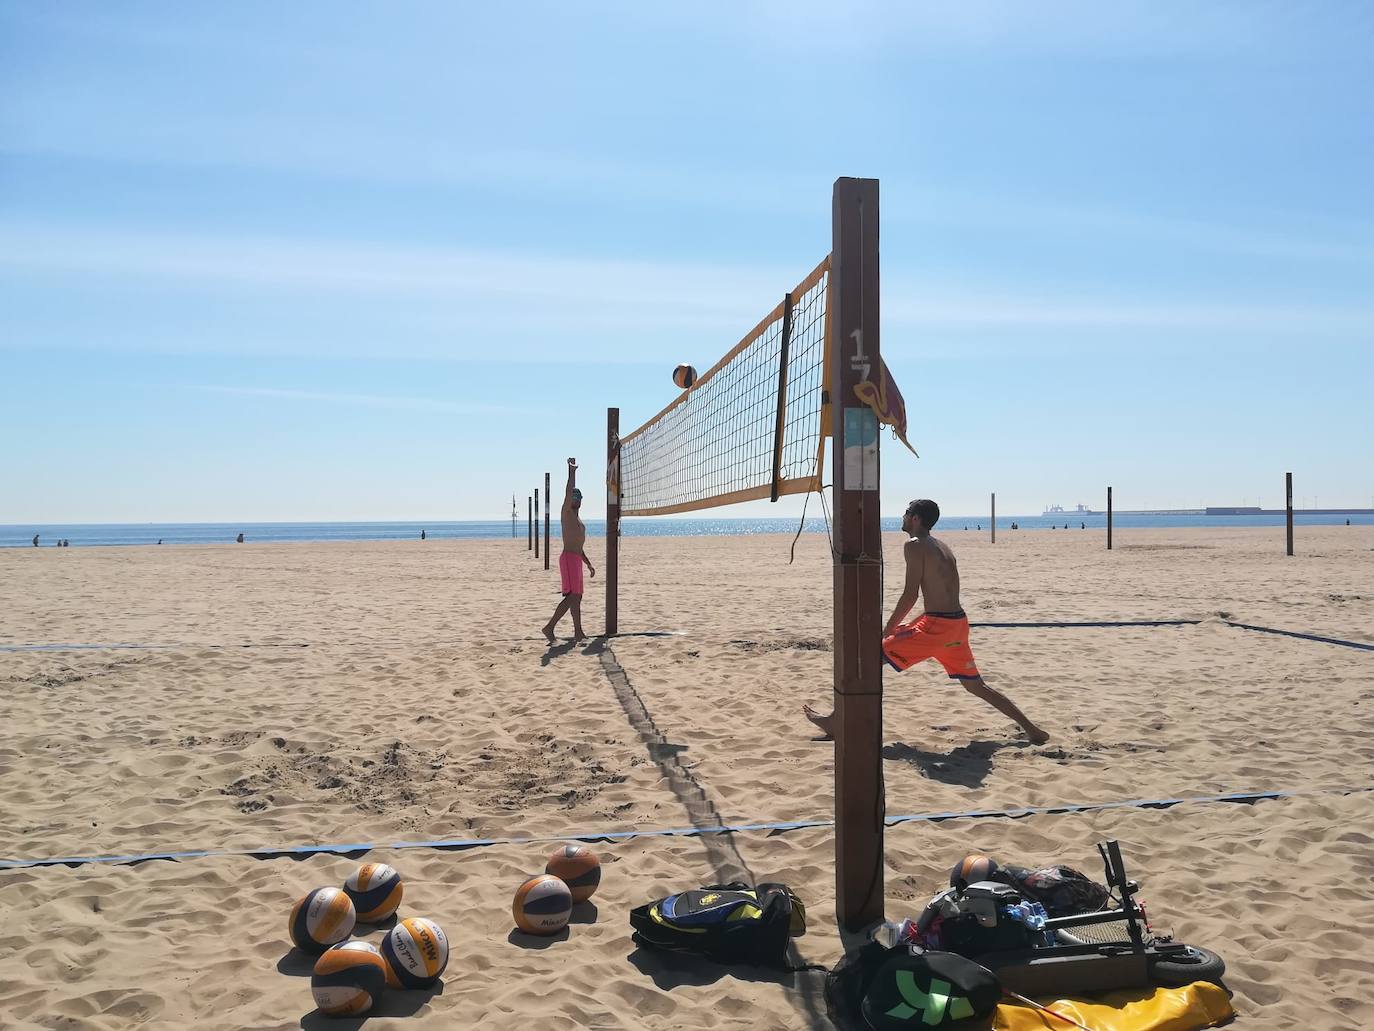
[629,881,807,968]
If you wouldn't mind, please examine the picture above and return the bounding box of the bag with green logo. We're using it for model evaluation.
[827,942,1001,1029]
[629,881,807,968]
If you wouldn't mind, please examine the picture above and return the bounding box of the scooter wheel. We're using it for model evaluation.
[1150,944,1226,987]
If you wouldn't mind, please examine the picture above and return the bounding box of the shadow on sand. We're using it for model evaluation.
[881,739,1021,788]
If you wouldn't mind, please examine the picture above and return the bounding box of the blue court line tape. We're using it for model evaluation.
[972,620,1201,629]
[1222,621,1374,652]
[5,786,1370,872]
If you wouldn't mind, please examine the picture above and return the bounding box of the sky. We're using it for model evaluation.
[2,1,1372,522]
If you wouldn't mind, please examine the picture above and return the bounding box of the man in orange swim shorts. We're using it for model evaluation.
[542,458,596,644]
[804,498,1049,744]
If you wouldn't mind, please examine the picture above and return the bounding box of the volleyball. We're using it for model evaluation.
[311,941,388,1017]
[545,845,601,903]
[380,917,449,989]
[672,364,698,389]
[512,874,573,935]
[949,854,1000,890]
[343,862,404,923]
[289,887,357,954]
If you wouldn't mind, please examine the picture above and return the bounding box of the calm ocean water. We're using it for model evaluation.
[3,513,1371,548]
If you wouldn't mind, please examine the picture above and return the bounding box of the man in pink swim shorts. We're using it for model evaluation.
[542,457,596,644]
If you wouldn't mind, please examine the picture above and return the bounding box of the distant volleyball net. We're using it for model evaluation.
[616,258,832,516]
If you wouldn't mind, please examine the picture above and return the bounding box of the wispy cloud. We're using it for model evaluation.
[183,384,524,414]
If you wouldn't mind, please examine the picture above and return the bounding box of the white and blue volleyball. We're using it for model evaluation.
[343,862,404,923]
[311,940,387,1016]
[513,873,573,935]
[381,916,449,989]
[289,886,357,954]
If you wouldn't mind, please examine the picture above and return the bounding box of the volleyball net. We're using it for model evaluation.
[615,258,832,517]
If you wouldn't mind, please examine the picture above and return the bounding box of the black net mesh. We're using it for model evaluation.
[618,260,829,516]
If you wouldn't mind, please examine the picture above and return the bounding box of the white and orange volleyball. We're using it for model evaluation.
[289,886,357,954]
[672,364,698,389]
[311,940,388,1016]
[950,854,1000,890]
[545,845,601,903]
[513,873,573,935]
[380,916,449,989]
[343,862,404,923]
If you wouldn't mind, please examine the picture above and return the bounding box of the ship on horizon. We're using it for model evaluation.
[1043,503,1098,516]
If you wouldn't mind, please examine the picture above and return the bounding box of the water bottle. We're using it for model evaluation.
[870,918,918,949]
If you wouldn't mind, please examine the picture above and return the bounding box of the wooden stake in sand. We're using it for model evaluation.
[606,407,620,637]
[831,177,885,931]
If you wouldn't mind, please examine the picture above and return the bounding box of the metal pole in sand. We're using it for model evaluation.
[991,492,996,543]
[528,496,532,551]
[534,488,540,560]
[1107,486,1113,550]
[1286,472,1294,556]
[544,472,551,570]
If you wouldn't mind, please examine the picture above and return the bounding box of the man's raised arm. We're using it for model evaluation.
[563,457,577,511]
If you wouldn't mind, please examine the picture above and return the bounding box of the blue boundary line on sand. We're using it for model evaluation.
[5,785,1371,872]
[1222,621,1374,652]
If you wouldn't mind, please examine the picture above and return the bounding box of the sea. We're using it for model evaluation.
[3,513,1371,548]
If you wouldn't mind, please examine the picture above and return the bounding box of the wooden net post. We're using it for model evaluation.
[544,472,551,570]
[1107,486,1113,550]
[527,496,532,551]
[831,176,884,932]
[607,408,620,636]
[534,488,540,559]
[991,492,996,543]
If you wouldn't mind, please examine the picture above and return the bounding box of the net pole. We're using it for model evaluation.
[1286,472,1294,556]
[1107,487,1113,550]
[607,408,620,636]
[770,291,795,503]
[528,496,532,551]
[991,492,996,543]
[544,472,551,570]
[831,176,884,932]
[534,488,540,559]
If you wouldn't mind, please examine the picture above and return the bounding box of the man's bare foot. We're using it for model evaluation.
[541,625,556,645]
[572,632,588,643]
[802,703,836,739]
[1025,726,1050,745]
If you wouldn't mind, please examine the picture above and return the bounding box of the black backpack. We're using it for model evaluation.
[827,942,1001,1029]
[629,881,807,968]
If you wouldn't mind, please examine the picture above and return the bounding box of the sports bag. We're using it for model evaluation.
[827,942,1001,1029]
[629,881,806,968]
[996,864,1110,917]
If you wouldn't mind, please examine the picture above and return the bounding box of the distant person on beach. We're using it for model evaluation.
[804,498,1049,745]
[32,534,39,547]
[236,533,244,543]
[158,539,163,545]
[420,529,426,540]
[542,458,595,644]
[1081,522,1085,529]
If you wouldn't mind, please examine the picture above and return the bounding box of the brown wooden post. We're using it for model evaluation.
[606,408,620,636]
[1286,473,1294,556]
[991,492,996,543]
[831,177,884,932]
[527,496,532,550]
[770,292,794,502]
[534,488,539,559]
[1107,487,1113,550]
[544,472,551,570]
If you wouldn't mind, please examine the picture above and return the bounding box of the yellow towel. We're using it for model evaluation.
[991,982,1234,1031]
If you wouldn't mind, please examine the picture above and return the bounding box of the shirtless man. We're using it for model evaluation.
[804,498,1049,744]
[542,457,596,644]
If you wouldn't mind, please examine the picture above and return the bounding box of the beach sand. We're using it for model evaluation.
[1,525,1371,1028]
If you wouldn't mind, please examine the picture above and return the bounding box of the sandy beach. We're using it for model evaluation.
[2,525,1371,1029]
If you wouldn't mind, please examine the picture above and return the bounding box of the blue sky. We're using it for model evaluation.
[2,1,1371,522]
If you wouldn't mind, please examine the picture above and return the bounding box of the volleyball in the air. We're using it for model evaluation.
[672,364,698,389]
[343,862,404,923]
[289,887,357,954]
[311,940,388,1016]
[380,916,449,989]
[512,874,573,935]
[950,854,1000,890]
[545,844,601,903]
